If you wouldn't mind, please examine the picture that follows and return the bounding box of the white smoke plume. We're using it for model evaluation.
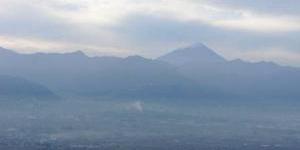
[127,101,144,112]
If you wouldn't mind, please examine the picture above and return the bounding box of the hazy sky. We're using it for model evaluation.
[0,0,299,66]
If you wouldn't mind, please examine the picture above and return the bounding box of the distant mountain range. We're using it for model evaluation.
[158,43,300,99]
[0,44,299,100]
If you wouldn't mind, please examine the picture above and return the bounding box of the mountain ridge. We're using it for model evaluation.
[0,44,299,100]
[0,46,217,99]
[0,75,58,100]
[157,43,300,99]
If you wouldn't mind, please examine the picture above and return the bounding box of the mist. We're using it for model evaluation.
[0,1,300,149]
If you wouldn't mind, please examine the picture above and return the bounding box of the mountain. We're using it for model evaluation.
[0,47,217,99]
[158,44,300,100]
[158,43,226,66]
[0,75,57,100]
[1,44,299,100]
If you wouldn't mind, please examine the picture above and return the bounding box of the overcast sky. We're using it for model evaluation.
[0,0,299,66]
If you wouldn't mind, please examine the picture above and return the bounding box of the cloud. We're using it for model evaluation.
[113,14,300,61]
[205,0,300,16]
[212,14,300,32]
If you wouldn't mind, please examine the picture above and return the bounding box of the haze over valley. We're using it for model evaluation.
[1,44,300,149]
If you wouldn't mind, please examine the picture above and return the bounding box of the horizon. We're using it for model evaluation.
[0,0,299,67]
[0,43,296,68]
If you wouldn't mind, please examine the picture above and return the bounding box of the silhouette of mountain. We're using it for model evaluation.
[158,43,300,99]
[0,75,57,100]
[1,44,299,100]
[0,47,216,99]
[158,43,226,66]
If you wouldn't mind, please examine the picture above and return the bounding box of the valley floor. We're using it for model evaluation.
[0,98,300,150]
